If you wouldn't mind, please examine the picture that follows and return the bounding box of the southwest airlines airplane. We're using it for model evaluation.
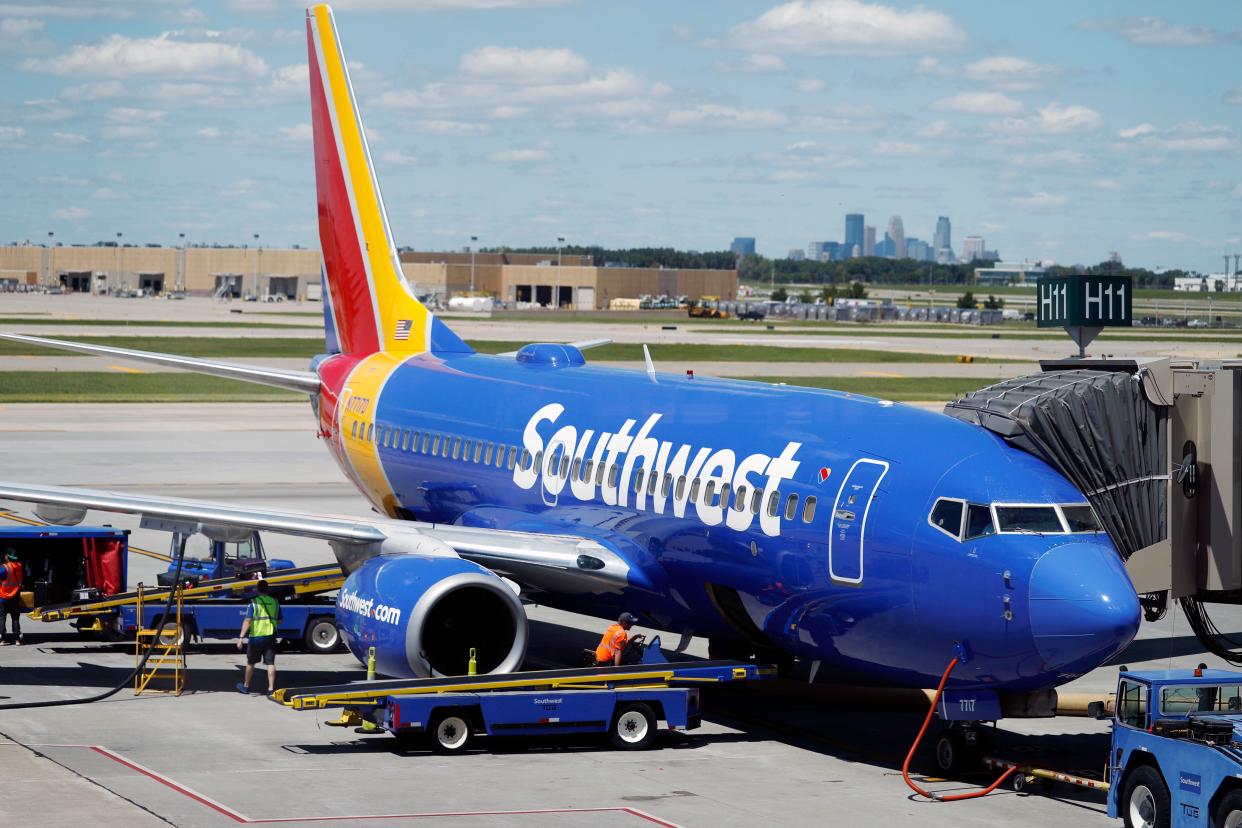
[0,5,1139,706]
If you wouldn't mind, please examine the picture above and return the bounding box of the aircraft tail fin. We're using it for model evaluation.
[306,4,471,357]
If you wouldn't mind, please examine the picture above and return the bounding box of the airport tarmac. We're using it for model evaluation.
[3,402,1241,827]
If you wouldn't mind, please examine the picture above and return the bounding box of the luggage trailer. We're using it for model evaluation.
[272,658,773,754]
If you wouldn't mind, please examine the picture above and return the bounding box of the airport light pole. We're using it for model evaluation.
[46,231,53,286]
[470,235,477,293]
[116,232,123,293]
[253,233,260,298]
[556,235,564,309]
[178,232,185,292]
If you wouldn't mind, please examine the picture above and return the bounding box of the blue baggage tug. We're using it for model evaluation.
[1109,668,1242,827]
[273,643,772,754]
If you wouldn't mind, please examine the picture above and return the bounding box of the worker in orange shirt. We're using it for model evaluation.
[0,549,23,646]
[595,612,644,666]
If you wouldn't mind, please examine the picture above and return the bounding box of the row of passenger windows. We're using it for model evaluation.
[350,419,521,471]
[348,418,818,524]
[929,498,1102,541]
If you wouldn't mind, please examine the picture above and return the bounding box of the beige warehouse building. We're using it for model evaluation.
[0,245,736,309]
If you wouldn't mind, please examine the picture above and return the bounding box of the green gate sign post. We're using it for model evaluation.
[1036,274,1132,357]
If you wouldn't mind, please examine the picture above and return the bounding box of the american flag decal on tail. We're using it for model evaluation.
[394,320,412,341]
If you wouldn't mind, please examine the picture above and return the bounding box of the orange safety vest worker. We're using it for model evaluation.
[0,561,22,601]
[595,622,628,664]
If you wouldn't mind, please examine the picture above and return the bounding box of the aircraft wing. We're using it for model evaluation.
[0,333,320,394]
[0,482,631,594]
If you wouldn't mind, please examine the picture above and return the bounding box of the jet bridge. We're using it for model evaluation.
[945,353,1242,663]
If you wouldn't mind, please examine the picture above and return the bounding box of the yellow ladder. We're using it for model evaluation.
[134,583,186,696]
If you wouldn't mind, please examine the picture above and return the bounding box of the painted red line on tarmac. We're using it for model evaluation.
[44,744,682,826]
[89,746,248,823]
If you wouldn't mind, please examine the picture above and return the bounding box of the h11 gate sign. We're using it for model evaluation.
[1036,275,1132,328]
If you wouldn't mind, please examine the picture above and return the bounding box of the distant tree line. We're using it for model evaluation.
[496,246,736,270]
[739,253,1188,289]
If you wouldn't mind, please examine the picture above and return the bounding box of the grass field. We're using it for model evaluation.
[0,335,1013,363]
[750,375,990,401]
[0,370,989,403]
[0,372,301,402]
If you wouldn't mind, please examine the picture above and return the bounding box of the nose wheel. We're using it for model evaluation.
[933,723,993,774]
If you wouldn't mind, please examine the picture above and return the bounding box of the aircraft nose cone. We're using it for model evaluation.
[1028,542,1140,675]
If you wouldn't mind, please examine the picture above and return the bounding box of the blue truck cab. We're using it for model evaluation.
[157,532,294,585]
[1109,668,1242,827]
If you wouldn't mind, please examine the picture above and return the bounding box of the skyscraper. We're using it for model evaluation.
[863,226,876,256]
[730,237,756,256]
[933,216,951,260]
[962,236,985,262]
[844,213,864,256]
[887,215,906,259]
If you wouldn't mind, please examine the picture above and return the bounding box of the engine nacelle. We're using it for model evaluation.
[336,555,527,679]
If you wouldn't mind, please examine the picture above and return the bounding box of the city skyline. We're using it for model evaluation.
[1,1,1239,272]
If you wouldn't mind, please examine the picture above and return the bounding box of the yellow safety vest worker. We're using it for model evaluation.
[249,594,279,638]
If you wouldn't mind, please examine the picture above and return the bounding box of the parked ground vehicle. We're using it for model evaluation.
[6,525,341,652]
[1108,668,1242,827]
[736,308,766,321]
[687,298,729,319]
[274,640,772,753]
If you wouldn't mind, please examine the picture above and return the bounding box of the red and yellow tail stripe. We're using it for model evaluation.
[307,5,469,357]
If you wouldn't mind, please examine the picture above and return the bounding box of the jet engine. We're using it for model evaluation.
[335,555,527,679]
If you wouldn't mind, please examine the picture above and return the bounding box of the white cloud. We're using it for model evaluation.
[919,55,1059,91]
[459,46,587,81]
[1233,183,1242,198]
[20,98,70,122]
[283,0,576,9]
[794,111,885,133]
[92,186,123,199]
[277,123,312,142]
[491,105,528,119]
[0,126,25,142]
[873,140,922,156]
[101,124,155,140]
[1013,149,1090,168]
[50,130,88,145]
[998,103,1103,134]
[1092,178,1123,191]
[52,206,90,220]
[60,79,126,100]
[1118,123,1156,139]
[1082,17,1225,47]
[106,106,166,123]
[488,146,551,163]
[714,53,787,73]
[1011,191,1068,208]
[795,77,825,93]
[666,104,786,130]
[1116,121,1238,153]
[0,16,48,53]
[1227,86,1242,105]
[414,119,491,135]
[0,2,201,19]
[20,32,268,78]
[931,91,1022,115]
[381,150,419,165]
[724,0,967,57]
[915,119,957,139]
[1131,230,1195,243]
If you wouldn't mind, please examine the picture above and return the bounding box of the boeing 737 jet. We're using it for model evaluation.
[0,5,1140,712]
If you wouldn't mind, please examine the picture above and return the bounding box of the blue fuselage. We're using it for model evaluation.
[325,349,1139,692]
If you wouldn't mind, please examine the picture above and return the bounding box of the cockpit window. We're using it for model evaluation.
[995,506,1063,534]
[929,498,964,539]
[1061,504,1102,533]
[964,504,995,540]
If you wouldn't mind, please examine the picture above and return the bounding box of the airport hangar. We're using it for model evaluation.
[0,244,737,309]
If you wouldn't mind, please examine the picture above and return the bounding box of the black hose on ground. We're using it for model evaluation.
[0,536,188,710]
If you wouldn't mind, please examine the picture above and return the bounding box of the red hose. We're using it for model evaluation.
[901,656,1019,802]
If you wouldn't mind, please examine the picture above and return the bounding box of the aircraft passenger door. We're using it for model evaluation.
[828,458,889,585]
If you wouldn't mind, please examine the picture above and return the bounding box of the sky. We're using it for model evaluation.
[1,0,1240,272]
